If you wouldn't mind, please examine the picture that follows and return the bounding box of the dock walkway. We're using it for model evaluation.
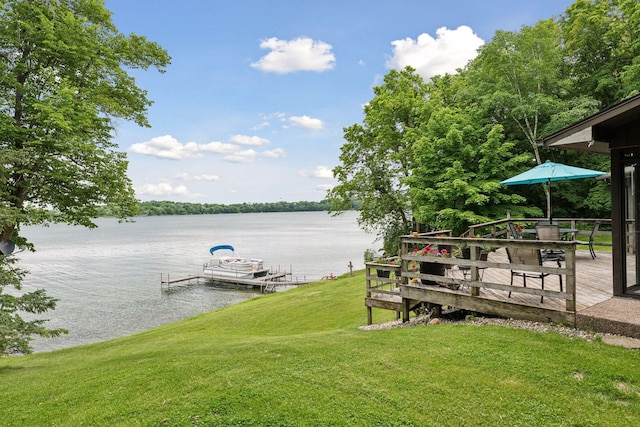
[161,271,307,293]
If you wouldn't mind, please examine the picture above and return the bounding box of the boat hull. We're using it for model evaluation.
[203,255,269,279]
[202,266,270,279]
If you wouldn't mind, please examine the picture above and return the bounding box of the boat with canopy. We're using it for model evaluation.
[202,245,269,278]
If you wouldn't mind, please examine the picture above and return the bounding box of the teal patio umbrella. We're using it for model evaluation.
[500,160,606,220]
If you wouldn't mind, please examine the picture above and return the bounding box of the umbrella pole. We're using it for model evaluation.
[546,178,552,222]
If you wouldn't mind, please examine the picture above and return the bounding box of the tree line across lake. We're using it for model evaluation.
[96,200,358,217]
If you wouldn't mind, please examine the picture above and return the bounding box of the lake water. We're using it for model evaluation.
[17,211,376,352]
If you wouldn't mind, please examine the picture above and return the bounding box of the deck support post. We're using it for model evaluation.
[428,303,442,317]
[402,298,410,322]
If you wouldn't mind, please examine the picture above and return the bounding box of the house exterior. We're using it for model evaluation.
[543,94,640,298]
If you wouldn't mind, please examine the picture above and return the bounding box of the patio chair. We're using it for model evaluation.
[506,221,522,239]
[506,247,563,303]
[575,220,601,259]
[535,224,565,263]
[535,223,560,240]
[458,250,488,281]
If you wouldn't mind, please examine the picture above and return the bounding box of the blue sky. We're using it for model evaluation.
[105,0,575,204]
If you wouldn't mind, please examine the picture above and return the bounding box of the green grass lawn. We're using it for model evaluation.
[2,271,639,426]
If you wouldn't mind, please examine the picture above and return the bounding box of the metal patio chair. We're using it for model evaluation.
[575,220,601,259]
[458,250,488,281]
[535,224,565,263]
[506,247,563,303]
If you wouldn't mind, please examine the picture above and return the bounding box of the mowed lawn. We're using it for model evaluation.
[1,271,639,426]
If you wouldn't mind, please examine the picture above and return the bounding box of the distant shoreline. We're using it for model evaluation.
[97,200,360,217]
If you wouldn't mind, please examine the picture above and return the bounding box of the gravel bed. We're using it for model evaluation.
[359,311,598,341]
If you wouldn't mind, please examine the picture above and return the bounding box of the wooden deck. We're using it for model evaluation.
[365,219,640,337]
[464,247,612,313]
[366,238,617,327]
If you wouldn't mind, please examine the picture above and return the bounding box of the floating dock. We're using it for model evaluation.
[160,270,307,293]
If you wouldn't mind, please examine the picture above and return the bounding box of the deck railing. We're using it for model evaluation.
[365,261,403,324]
[364,220,619,325]
[396,234,577,324]
[464,217,613,240]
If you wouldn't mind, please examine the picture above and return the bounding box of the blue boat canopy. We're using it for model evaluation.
[210,244,235,255]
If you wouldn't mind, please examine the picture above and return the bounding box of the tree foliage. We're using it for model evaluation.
[409,77,541,235]
[0,254,66,355]
[98,200,339,216]
[560,0,640,105]
[463,19,589,219]
[465,19,568,160]
[327,68,431,253]
[0,0,170,354]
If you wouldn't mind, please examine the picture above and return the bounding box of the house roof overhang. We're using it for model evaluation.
[542,94,640,155]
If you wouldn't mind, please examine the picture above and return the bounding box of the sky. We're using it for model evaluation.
[105,0,576,204]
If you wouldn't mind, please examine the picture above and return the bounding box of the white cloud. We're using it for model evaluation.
[313,165,333,179]
[193,174,219,181]
[251,121,270,130]
[130,134,286,164]
[129,135,237,159]
[129,135,285,166]
[262,148,286,159]
[316,183,333,192]
[135,181,195,197]
[188,141,238,154]
[252,111,287,130]
[386,26,484,80]
[251,37,336,73]
[224,149,257,163]
[129,135,194,160]
[174,172,219,181]
[229,134,270,146]
[289,115,324,131]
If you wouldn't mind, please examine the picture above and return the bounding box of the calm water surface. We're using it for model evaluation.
[18,211,375,352]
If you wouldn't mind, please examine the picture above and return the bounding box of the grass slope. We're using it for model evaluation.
[1,271,639,426]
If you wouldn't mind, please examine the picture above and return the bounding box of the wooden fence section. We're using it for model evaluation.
[464,217,611,238]
[365,262,402,324]
[364,230,455,323]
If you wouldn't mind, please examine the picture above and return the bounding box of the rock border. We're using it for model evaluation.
[359,313,640,349]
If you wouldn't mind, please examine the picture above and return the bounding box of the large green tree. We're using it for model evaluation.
[0,0,170,354]
[409,74,540,235]
[465,20,567,162]
[560,0,640,106]
[463,19,606,220]
[328,67,430,255]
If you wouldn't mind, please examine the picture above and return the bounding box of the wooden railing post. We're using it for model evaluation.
[471,245,480,296]
[366,263,373,325]
[565,243,577,312]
